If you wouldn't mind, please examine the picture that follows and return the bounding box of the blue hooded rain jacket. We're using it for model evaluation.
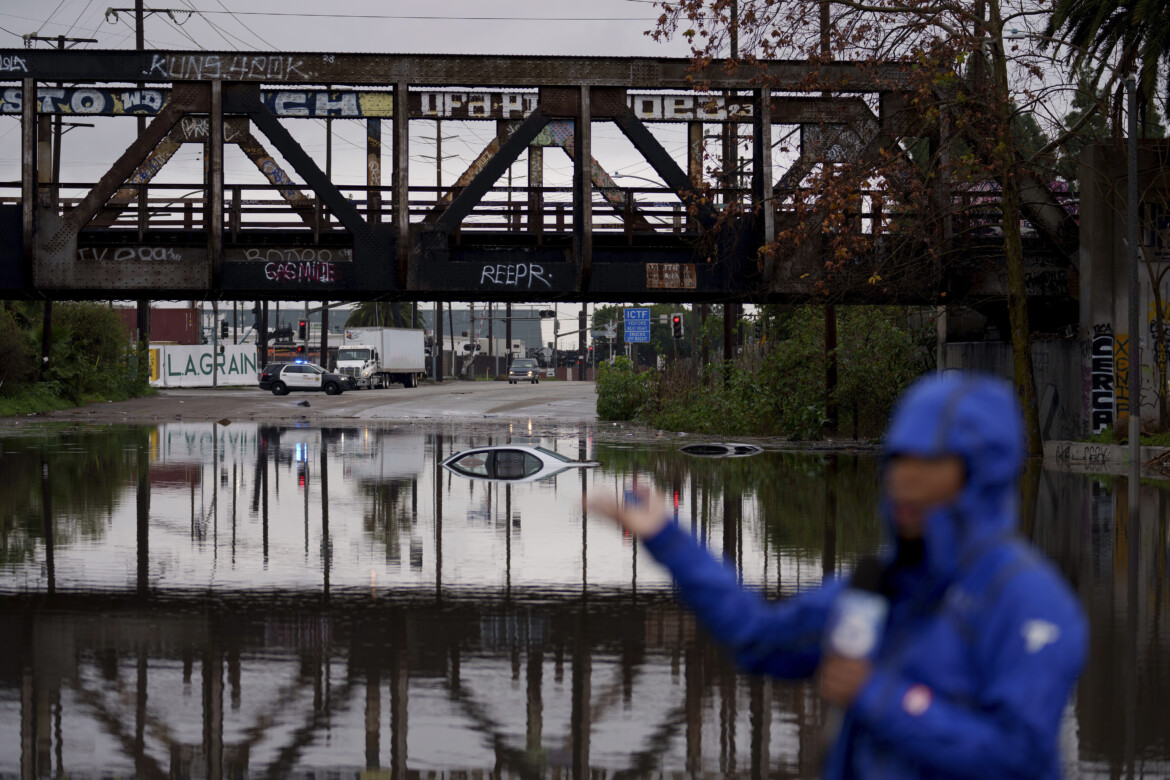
[642,374,1087,779]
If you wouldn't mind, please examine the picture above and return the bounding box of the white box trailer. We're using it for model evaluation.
[338,328,426,388]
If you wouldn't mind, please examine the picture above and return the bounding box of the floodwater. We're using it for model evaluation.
[0,421,1165,778]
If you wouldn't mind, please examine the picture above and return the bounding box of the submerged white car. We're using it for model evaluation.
[679,443,764,458]
[441,445,599,483]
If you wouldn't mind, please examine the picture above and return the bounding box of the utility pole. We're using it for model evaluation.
[506,302,513,365]
[26,33,97,381]
[212,300,219,388]
[134,0,151,360]
[320,116,332,368]
[578,307,587,380]
[722,0,740,382]
[820,0,839,434]
[434,300,443,381]
[488,302,495,376]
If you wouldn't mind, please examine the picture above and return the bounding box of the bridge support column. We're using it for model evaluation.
[505,303,512,366]
[574,86,592,289]
[209,80,223,287]
[753,88,775,278]
[394,82,410,289]
[367,119,382,223]
[259,302,269,369]
[21,78,36,288]
[435,301,444,381]
[1077,143,1170,435]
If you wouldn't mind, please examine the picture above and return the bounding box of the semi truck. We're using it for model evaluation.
[336,328,426,389]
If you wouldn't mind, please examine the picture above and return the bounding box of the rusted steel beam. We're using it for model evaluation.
[547,123,655,231]
[209,80,224,287]
[1,49,912,91]
[235,132,316,228]
[576,86,593,289]
[90,139,182,228]
[426,119,655,230]
[367,119,382,223]
[224,83,388,273]
[612,107,717,229]
[21,78,36,289]
[40,83,208,257]
[3,85,903,128]
[754,88,775,280]
[434,108,551,234]
[424,133,506,223]
[93,122,316,230]
[393,82,409,288]
[528,146,543,236]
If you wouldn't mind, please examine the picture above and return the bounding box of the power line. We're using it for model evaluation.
[63,0,100,38]
[35,0,70,35]
[167,10,655,22]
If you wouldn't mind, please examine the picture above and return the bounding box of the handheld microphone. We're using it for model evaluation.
[825,556,888,660]
[820,556,889,765]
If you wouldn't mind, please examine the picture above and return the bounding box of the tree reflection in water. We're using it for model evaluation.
[0,424,1165,777]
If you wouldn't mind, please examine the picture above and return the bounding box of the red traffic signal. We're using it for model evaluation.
[297,319,307,339]
[296,345,305,354]
[671,313,684,339]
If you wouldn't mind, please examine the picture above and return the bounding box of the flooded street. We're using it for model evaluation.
[0,421,1166,778]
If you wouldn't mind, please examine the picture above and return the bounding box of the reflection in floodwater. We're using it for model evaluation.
[0,423,1166,777]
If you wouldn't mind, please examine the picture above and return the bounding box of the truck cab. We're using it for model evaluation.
[336,345,381,389]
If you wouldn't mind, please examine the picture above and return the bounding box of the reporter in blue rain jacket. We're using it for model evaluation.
[590,374,1087,779]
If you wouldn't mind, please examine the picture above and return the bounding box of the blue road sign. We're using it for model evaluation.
[624,307,651,343]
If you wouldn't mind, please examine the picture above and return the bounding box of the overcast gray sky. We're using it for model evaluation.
[0,1,699,189]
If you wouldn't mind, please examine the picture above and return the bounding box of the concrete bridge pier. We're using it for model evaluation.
[1078,142,1170,436]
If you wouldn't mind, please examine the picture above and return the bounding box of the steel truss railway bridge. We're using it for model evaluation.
[0,49,1078,311]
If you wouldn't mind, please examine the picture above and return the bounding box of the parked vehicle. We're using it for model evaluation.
[508,358,540,384]
[441,445,599,483]
[258,361,346,396]
[337,327,426,389]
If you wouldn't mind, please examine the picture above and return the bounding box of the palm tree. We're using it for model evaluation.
[343,302,423,329]
[1047,0,1170,122]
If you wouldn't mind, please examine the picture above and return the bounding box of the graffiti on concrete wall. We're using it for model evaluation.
[1115,332,1130,419]
[1090,324,1115,433]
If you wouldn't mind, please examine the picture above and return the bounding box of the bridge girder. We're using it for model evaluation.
[0,48,1077,305]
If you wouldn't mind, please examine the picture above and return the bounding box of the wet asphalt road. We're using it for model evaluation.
[23,378,599,425]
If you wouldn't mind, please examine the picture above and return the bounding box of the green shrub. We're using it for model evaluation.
[596,306,930,439]
[47,302,135,399]
[595,356,653,420]
[0,308,36,393]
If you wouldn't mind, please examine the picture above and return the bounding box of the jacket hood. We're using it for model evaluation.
[881,373,1024,586]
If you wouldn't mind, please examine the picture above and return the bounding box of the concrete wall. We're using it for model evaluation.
[946,339,1084,441]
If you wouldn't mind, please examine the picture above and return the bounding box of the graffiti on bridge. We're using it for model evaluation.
[0,86,164,115]
[478,263,553,289]
[78,246,183,262]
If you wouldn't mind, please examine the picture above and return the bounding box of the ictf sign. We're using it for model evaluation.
[624,308,651,343]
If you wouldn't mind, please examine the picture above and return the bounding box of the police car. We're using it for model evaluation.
[258,361,347,396]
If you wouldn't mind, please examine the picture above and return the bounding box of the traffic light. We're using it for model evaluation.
[221,320,229,339]
[538,309,556,318]
[671,313,684,339]
[296,345,305,355]
[298,319,307,340]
